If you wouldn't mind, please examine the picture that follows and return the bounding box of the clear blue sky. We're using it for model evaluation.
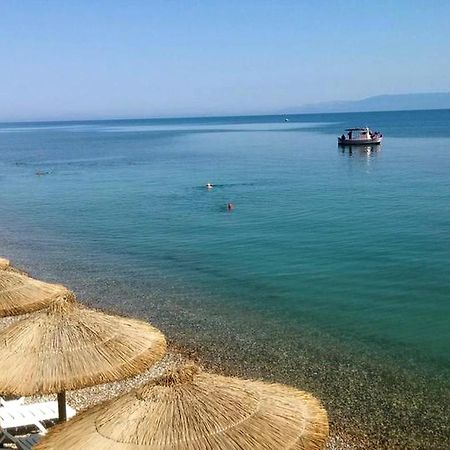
[1,0,449,121]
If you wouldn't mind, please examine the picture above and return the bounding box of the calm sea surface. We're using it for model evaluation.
[1,110,449,448]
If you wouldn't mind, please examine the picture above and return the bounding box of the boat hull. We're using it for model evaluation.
[338,137,382,145]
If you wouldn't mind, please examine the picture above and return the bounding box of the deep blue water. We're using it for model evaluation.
[1,109,449,447]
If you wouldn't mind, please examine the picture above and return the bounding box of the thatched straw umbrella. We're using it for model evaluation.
[0,258,10,270]
[36,364,329,450]
[0,264,67,317]
[0,293,166,422]
[0,257,28,275]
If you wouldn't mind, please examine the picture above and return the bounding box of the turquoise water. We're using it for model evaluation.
[1,110,449,447]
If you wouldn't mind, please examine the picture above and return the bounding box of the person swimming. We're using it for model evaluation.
[206,183,214,189]
[227,202,234,211]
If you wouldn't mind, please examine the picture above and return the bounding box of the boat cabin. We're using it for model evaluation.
[338,127,382,145]
[346,128,371,140]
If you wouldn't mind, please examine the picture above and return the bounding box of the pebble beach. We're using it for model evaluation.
[0,313,350,450]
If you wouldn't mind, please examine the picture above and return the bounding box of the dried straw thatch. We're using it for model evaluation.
[0,257,27,275]
[0,268,68,317]
[0,293,166,396]
[36,364,329,450]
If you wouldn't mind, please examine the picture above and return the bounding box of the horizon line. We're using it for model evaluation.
[1,106,450,125]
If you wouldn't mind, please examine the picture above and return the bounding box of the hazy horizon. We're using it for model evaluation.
[1,0,450,121]
[2,97,450,125]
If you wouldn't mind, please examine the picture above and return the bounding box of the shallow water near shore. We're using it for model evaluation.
[1,110,449,448]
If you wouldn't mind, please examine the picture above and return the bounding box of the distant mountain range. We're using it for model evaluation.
[287,92,450,114]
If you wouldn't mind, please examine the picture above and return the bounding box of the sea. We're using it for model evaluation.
[1,109,449,448]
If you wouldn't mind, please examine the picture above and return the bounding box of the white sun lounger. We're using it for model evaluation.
[0,397,25,407]
[0,398,75,446]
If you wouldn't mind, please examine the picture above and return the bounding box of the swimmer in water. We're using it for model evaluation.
[227,202,234,211]
[206,183,214,189]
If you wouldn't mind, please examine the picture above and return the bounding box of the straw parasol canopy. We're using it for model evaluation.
[0,266,68,317]
[0,257,28,275]
[0,258,10,270]
[0,293,166,420]
[36,364,329,450]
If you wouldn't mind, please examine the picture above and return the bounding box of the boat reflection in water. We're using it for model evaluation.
[339,144,380,157]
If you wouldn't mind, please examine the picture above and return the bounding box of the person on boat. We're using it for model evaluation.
[341,134,345,141]
[348,131,353,140]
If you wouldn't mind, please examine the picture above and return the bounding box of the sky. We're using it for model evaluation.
[1,0,449,121]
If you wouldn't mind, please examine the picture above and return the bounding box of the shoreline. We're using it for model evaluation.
[1,256,449,449]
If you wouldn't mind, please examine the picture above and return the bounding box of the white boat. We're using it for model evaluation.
[338,127,382,145]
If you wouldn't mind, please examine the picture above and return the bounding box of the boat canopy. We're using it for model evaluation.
[345,128,369,131]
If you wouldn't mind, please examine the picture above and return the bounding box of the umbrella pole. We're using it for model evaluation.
[57,391,67,422]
